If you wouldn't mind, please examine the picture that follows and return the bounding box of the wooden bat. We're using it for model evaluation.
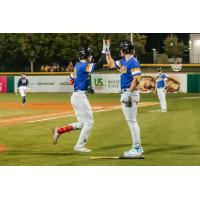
[90,155,144,160]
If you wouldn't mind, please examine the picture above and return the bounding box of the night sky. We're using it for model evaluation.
[143,33,189,53]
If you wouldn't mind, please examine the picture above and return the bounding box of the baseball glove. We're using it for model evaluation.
[87,86,95,94]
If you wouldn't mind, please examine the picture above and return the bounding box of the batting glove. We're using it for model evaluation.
[102,39,107,54]
[106,39,111,55]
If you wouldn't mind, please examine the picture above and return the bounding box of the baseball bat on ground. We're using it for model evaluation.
[90,155,144,160]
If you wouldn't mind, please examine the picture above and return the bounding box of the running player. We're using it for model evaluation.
[17,73,29,105]
[106,40,144,158]
[52,40,106,153]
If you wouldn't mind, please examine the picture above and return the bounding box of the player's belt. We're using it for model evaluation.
[121,88,129,93]
[74,90,87,93]
[121,88,138,93]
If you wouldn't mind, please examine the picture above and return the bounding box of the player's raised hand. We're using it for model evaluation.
[102,39,107,54]
[106,39,110,49]
[106,39,111,55]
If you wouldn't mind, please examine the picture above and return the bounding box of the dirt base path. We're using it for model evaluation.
[0,102,158,126]
[0,144,8,153]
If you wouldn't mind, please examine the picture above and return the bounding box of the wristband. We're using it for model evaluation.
[102,49,106,54]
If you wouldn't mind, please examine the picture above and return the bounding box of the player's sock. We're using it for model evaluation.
[127,121,141,147]
[75,121,93,148]
[71,122,84,130]
[22,96,26,104]
[57,125,73,134]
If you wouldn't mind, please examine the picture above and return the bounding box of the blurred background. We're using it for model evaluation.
[0,33,200,73]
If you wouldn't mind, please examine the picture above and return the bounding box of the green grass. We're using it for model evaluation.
[0,92,200,166]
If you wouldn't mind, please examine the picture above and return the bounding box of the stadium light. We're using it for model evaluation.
[152,48,157,63]
[130,33,133,43]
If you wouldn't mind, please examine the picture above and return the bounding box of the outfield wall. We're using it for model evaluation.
[14,76,73,92]
[0,74,200,93]
[91,74,188,93]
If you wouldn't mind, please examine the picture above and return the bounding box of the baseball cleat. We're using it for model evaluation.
[123,145,144,158]
[52,128,60,145]
[74,147,92,153]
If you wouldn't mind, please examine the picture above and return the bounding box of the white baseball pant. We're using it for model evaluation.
[121,90,141,147]
[157,88,167,112]
[19,86,27,97]
[70,91,94,149]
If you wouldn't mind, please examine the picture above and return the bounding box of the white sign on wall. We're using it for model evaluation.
[91,74,121,93]
[14,74,187,93]
[106,74,121,93]
[91,74,107,93]
[14,76,73,92]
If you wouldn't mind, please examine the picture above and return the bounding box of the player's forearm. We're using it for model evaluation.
[17,81,20,88]
[129,76,140,92]
[164,80,167,88]
[94,53,106,70]
[106,54,115,68]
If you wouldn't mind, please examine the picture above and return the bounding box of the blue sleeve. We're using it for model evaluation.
[130,60,141,77]
[162,74,167,79]
[17,79,21,87]
[27,79,29,86]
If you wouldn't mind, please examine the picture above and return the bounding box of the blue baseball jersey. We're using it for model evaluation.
[17,78,29,87]
[156,73,167,88]
[73,61,95,91]
[115,56,141,89]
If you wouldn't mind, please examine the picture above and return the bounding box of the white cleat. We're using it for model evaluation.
[123,145,144,158]
[74,147,92,153]
[52,128,60,145]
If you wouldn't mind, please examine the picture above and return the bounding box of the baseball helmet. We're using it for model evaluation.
[119,41,135,54]
[78,47,93,59]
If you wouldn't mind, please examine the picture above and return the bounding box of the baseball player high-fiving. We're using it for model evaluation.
[17,73,29,105]
[106,40,144,158]
[155,67,168,112]
[52,40,106,153]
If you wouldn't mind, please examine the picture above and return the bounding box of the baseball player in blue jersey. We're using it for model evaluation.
[106,40,144,158]
[52,40,106,153]
[17,73,29,105]
[155,67,168,112]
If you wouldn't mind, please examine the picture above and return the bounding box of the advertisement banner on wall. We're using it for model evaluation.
[12,74,187,93]
[92,73,187,93]
[14,76,73,92]
[91,74,107,93]
[0,76,7,93]
[106,74,121,93]
[140,74,187,93]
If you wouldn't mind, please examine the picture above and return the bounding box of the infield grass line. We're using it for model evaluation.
[28,107,121,123]
[28,102,158,123]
